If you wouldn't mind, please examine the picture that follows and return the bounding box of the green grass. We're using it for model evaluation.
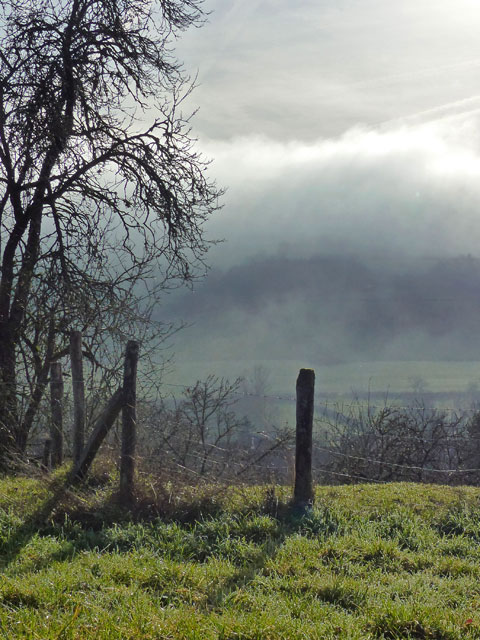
[171,359,480,395]
[2,474,480,638]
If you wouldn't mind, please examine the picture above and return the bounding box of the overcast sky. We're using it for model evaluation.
[179,0,480,140]
[171,0,480,268]
[163,1,480,373]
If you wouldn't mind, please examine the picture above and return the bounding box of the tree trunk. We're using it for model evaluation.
[14,319,55,454]
[120,340,139,503]
[50,362,64,468]
[0,145,61,465]
[0,328,18,467]
[70,330,85,465]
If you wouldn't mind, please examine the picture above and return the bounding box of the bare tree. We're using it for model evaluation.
[14,250,178,455]
[138,376,294,481]
[146,376,249,476]
[317,400,467,484]
[0,0,221,465]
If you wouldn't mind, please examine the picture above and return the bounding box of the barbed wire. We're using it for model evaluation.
[318,431,480,444]
[137,447,290,474]
[129,439,480,479]
[21,371,480,486]
[313,444,480,475]
[311,466,387,484]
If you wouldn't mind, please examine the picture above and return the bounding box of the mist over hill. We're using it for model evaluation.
[156,116,480,373]
[164,253,480,365]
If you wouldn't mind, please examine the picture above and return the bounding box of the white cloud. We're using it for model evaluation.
[199,111,480,267]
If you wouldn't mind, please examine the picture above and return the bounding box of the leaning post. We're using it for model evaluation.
[71,387,124,483]
[70,330,85,466]
[50,362,64,468]
[294,368,315,508]
[119,340,139,502]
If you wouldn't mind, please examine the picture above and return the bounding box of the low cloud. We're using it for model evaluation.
[163,1,480,369]
[161,113,480,367]
[168,252,480,364]
[200,112,480,268]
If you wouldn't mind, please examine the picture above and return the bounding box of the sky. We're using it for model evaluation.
[160,0,480,377]
[179,0,480,141]
[173,0,480,265]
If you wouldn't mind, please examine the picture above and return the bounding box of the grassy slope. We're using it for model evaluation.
[2,475,480,638]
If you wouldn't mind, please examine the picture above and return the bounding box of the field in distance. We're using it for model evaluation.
[170,359,480,396]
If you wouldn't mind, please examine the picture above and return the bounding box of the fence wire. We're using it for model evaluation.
[23,376,480,487]
[313,445,480,475]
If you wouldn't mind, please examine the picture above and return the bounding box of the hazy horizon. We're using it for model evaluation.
[159,1,480,388]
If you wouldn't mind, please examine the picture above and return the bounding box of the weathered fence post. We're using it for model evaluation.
[70,330,85,465]
[42,438,52,471]
[294,368,315,508]
[71,387,124,482]
[50,362,64,468]
[120,340,139,502]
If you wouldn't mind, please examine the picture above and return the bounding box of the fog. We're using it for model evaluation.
[158,113,480,374]
[200,114,480,267]
[145,0,480,391]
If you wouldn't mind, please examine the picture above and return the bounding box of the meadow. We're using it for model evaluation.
[172,359,480,430]
[172,359,480,396]
[3,472,480,638]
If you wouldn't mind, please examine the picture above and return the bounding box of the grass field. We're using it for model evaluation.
[172,359,480,396]
[170,359,480,437]
[3,473,480,638]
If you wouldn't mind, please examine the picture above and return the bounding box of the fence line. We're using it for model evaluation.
[311,466,387,484]
[313,445,480,475]
[137,451,291,475]
[24,356,480,495]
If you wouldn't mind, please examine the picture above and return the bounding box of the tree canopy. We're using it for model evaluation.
[0,0,221,463]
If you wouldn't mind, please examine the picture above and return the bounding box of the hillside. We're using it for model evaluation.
[2,474,480,638]
[165,254,480,366]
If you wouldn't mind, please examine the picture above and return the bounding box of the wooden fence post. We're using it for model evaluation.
[42,438,52,471]
[70,330,85,465]
[50,362,64,468]
[294,368,315,508]
[120,340,139,502]
[71,387,124,482]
